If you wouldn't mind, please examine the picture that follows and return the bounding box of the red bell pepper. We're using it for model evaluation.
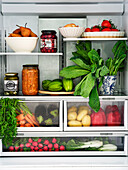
[91,108,106,126]
[106,105,121,126]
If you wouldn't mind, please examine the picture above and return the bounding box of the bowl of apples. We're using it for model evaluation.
[59,23,85,38]
[5,24,38,53]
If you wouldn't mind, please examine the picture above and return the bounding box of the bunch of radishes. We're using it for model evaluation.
[8,137,65,152]
[85,20,119,32]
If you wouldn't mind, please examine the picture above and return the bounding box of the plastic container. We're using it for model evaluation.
[22,65,39,95]
[40,30,57,53]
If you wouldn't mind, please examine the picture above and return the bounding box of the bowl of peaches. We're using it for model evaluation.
[5,23,38,53]
[59,23,85,38]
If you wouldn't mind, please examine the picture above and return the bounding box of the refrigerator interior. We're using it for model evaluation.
[0,0,128,157]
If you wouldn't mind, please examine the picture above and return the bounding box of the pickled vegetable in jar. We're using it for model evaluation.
[40,30,57,53]
[22,65,39,95]
[4,73,19,95]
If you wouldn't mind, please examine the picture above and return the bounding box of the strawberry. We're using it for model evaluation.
[26,143,31,148]
[54,143,59,149]
[38,143,43,148]
[59,145,65,151]
[20,148,23,151]
[101,20,112,28]
[43,146,48,151]
[38,138,42,143]
[48,143,53,149]
[28,138,33,143]
[52,138,57,143]
[44,140,49,145]
[49,149,52,151]
[32,141,38,147]
[19,144,24,148]
[31,150,35,152]
[55,148,59,151]
[9,146,14,151]
[39,149,43,151]
[102,28,111,31]
[34,147,39,151]
[85,28,91,32]
[91,28,100,32]
[111,28,119,31]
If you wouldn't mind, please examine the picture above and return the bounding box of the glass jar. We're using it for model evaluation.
[4,73,19,95]
[22,65,39,95]
[40,30,57,53]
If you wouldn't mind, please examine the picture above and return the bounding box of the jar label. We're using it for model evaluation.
[4,80,18,92]
[40,39,56,48]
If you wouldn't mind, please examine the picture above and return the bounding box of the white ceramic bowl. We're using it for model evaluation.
[5,37,38,53]
[59,27,85,38]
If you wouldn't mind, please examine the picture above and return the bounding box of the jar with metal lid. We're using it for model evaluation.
[22,65,39,95]
[40,30,57,53]
[4,73,19,95]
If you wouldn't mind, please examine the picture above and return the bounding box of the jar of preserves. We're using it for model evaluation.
[4,73,19,95]
[40,30,57,53]
[22,65,39,95]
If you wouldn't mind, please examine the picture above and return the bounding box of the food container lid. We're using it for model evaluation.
[41,30,56,34]
[5,73,18,76]
[23,64,39,67]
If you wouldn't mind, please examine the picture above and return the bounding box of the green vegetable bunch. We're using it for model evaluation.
[105,41,128,75]
[60,41,109,112]
[0,98,32,146]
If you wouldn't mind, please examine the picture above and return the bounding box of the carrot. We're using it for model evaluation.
[25,123,32,127]
[25,115,34,127]
[32,113,39,125]
[19,120,26,125]
[16,114,25,121]
[20,125,25,127]
[26,114,39,127]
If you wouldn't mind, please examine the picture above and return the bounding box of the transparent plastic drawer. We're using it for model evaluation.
[17,100,63,132]
[0,133,127,156]
[64,99,127,131]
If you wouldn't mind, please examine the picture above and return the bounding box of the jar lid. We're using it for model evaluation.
[23,64,39,67]
[5,73,18,76]
[41,30,56,34]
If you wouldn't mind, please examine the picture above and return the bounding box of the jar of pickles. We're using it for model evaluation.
[40,30,57,53]
[4,73,19,95]
[22,65,39,95]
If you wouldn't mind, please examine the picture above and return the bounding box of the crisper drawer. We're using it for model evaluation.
[64,99,128,131]
[0,132,127,156]
[17,100,63,131]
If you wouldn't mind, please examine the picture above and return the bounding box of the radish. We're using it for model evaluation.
[30,146,34,150]
[34,147,39,151]
[48,143,53,149]
[59,145,65,151]
[15,146,19,150]
[52,138,57,143]
[19,144,24,148]
[32,141,38,146]
[44,140,49,145]
[43,146,48,151]
[26,143,31,147]
[54,143,59,149]
[9,146,14,151]
[28,138,33,143]
[38,138,41,143]
[38,143,43,148]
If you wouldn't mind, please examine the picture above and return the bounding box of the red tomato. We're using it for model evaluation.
[85,28,92,32]
[91,28,100,32]
[101,20,112,28]
[102,28,111,31]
